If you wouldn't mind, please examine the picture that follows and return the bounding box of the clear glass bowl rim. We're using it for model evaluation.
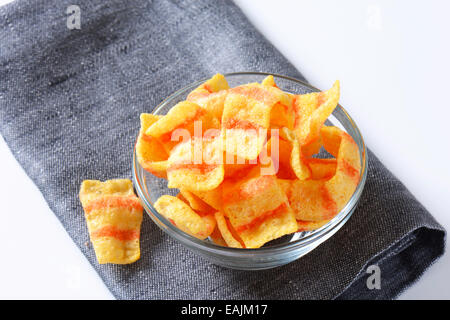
[133,71,368,257]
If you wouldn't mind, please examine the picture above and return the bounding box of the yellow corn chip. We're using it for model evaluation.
[222,168,297,248]
[261,75,277,88]
[79,179,143,264]
[322,126,361,212]
[277,178,292,195]
[209,225,228,247]
[261,76,295,130]
[297,219,330,232]
[214,211,244,248]
[180,188,215,214]
[305,158,337,181]
[280,127,311,180]
[222,83,289,160]
[266,136,296,179]
[286,179,337,222]
[301,136,323,157]
[146,101,220,152]
[286,127,360,222]
[186,73,230,119]
[293,80,340,151]
[136,114,168,178]
[167,136,224,192]
[154,195,216,239]
[320,125,343,157]
[190,186,223,211]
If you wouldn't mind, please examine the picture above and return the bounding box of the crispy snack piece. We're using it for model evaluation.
[154,195,216,239]
[222,83,290,160]
[301,137,323,158]
[186,73,230,119]
[136,113,168,178]
[270,101,295,131]
[280,127,311,180]
[286,127,360,221]
[146,101,220,152]
[209,225,228,247]
[223,152,259,180]
[293,80,340,155]
[277,178,292,195]
[222,167,297,248]
[305,158,337,181]
[190,186,223,211]
[321,126,361,212]
[297,219,330,232]
[286,179,337,222]
[79,179,143,264]
[266,136,296,179]
[167,136,224,192]
[214,211,244,248]
[179,188,215,215]
[261,75,278,88]
[261,75,295,130]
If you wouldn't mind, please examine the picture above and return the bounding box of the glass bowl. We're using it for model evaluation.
[132,72,367,270]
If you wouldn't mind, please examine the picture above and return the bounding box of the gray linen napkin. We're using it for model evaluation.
[0,0,445,299]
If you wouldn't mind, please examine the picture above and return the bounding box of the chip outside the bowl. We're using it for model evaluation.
[79,179,143,264]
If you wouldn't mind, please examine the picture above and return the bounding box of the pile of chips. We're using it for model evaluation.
[137,74,361,249]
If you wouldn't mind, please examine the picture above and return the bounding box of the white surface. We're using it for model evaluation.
[0,0,449,299]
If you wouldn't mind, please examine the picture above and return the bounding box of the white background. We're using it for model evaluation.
[0,0,449,299]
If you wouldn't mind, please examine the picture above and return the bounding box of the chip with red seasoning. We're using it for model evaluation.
[222,83,290,160]
[297,219,330,232]
[285,179,337,222]
[285,126,360,222]
[167,136,224,192]
[79,179,143,264]
[154,195,216,239]
[305,158,337,181]
[261,75,295,130]
[190,186,223,211]
[280,127,311,180]
[146,101,220,152]
[179,188,215,214]
[321,126,361,212]
[136,114,169,178]
[222,167,297,248]
[186,73,230,119]
[293,80,340,154]
[214,211,244,248]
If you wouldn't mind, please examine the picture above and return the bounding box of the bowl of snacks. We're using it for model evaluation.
[132,72,367,270]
